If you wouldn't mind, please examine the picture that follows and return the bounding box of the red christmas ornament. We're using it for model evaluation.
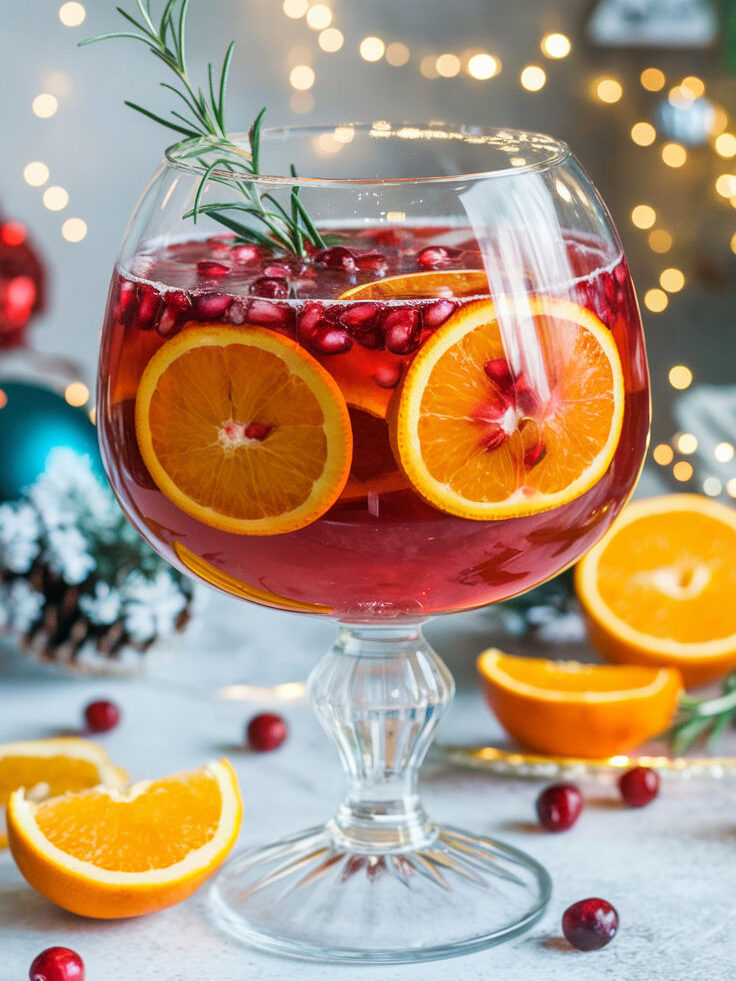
[0,213,46,349]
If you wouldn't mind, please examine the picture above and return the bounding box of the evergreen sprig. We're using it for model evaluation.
[667,670,736,755]
[81,0,325,256]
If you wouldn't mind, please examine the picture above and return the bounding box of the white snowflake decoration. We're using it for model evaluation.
[5,581,44,633]
[0,503,41,573]
[78,581,122,626]
[45,525,96,585]
[123,569,187,643]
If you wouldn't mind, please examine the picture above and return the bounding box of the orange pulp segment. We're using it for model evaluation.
[389,297,625,520]
[135,326,353,536]
[340,406,409,501]
[575,494,736,688]
[0,738,127,849]
[477,648,682,758]
[7,758,242,918]
[340,269,490,300]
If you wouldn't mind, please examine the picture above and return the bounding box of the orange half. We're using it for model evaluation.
[575,494,736,688]
[340,269,490,301]
[389,297,625,520]
[135,326,353,536]
[477,648,682,758]
[7,758,242,919]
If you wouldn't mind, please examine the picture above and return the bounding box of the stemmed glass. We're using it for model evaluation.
[97,122,649,962]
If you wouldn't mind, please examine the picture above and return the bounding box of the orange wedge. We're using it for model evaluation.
[340,406,409,501]
[575,495,736,688]
[7,758,242,919]
[135,326,352,536]
[477,649,682,758]
[0,738,127,849]
[340,269,490,301]
[389,297,625,520]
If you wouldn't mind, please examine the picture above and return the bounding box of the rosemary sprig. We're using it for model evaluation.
[666,670,736,755]
[80,0,324,256]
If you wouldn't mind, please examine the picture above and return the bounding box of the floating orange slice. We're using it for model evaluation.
[477,649,682,758]
[0,739,127,849]
[340,269,489,300]
[7,759,242,919]
[389,297,625,520]
[340,406,409,501]
[575,495,736,688]
[135,326,352,536]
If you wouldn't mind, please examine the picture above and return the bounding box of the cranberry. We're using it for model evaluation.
[84,699,120,733]
[619,766,659,807]
[356,251,389,274]
[250,276,289,299]
[231,244,262,265]
[416,245,462,270]
[197,260,230,278]
[423,298,457,330]
[562,898,619,951]
[383,307,421,355]
[247,299,294,331]
[313,246,358,272]
[535,783,584,832]
[29,947,84,981]
[136,284,163,329]
[247,712,288,752]
[195,292,232,320]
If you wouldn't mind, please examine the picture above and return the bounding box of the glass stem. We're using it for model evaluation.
[307,623,455,854]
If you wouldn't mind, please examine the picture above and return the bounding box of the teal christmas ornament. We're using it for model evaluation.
[0,380,102,501]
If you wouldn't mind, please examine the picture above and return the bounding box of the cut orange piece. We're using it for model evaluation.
[314,344,397,419]
[135,326,352,535]
[389,297,625,520]
[575,495,736,688]
[340,269,489,301]
[0,738,127,849]
[477,648,682,758]
[7,758,242,919]
[340,406,409,501]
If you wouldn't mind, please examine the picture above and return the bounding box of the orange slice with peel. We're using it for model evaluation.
[340,406,409,501]
[477,648,682,758]
[135,326,352,536]
[575,495,736,688]
[0,738,127,849]
[340,269,490,301]
[7,758,242,919]
[389,297,625,520]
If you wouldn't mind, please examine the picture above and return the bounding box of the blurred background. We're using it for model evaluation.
[2,0,736,500]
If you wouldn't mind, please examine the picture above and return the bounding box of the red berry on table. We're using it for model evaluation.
[562,898,619,951]
[619,765,659,807]
[246,712,288,752]
[535,783,584,832]
[84,699,120,733]
[29,947,84,981]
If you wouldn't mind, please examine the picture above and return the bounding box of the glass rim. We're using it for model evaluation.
[163,121,572,187]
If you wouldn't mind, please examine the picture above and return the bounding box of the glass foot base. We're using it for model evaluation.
[210,824,551,964]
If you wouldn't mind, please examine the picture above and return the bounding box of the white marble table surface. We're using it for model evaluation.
[1,590,735,981]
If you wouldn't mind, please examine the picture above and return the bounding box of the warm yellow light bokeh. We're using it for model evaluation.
[632,204,656,229]
[436,53,461,78]
[681,75,705,99]
[32,93,58,118]
[521,66,546,91]
[65,382,90,407]
[648,229,673,253]
[467,53,499,79]
[289,65,315,90]
[676,433,698,454]
[669,365,693,389]
[703,477,722,497]
[596,78,623,103]
[43,186,69,211]
[541,33,571,59]
[715,133,736,158]
[631,122,656,146]
[659,268,685,292]
[59,2,86,26]
[673,461,694,482]
[386,42,410,67]
[661,143,687,168]
[23,161,50,187]
[282,0,308,17]
[305,4,332,29]
[644,288,668,312]
[716,174,736,197]
[653,444,674,466]
[641,67,665,91]
[62,218,87,243]
[318,28,343,52]
[715,442,735,463]
[360,37,385,62]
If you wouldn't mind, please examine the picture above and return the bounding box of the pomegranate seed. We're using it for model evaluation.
[250,276,289,299]
[226,300,248,325]
[562,898,619,951]
[136,284,163,329]
[29,947,84,981]
[423,298,457,330]
[373,362,403,388]
[247,299,294,330]
[84,699,120,733]
[244,421,272,440]
[356,251,389,274]
[195,292,232,320]
[231,244,262,264]
[602,271,615,305]
[416,245,462,270]
[619,766,659,807]
[313,246,358,272]
[210,239,233,255]
[117,279,137,322]
[298,301,325,334]
[340,302,379,330]
[247,712,288,752]
[613,260,628,285]
[262,262,292,278]
[372,228,407,247]
[524,440,547,469]
[536,783,584,832]
[197,260,230,278]
[164,289,191,314]
[306,324,353,354]
[484,358,515,391]
[383,307,421,355]
[156,307,182,338]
